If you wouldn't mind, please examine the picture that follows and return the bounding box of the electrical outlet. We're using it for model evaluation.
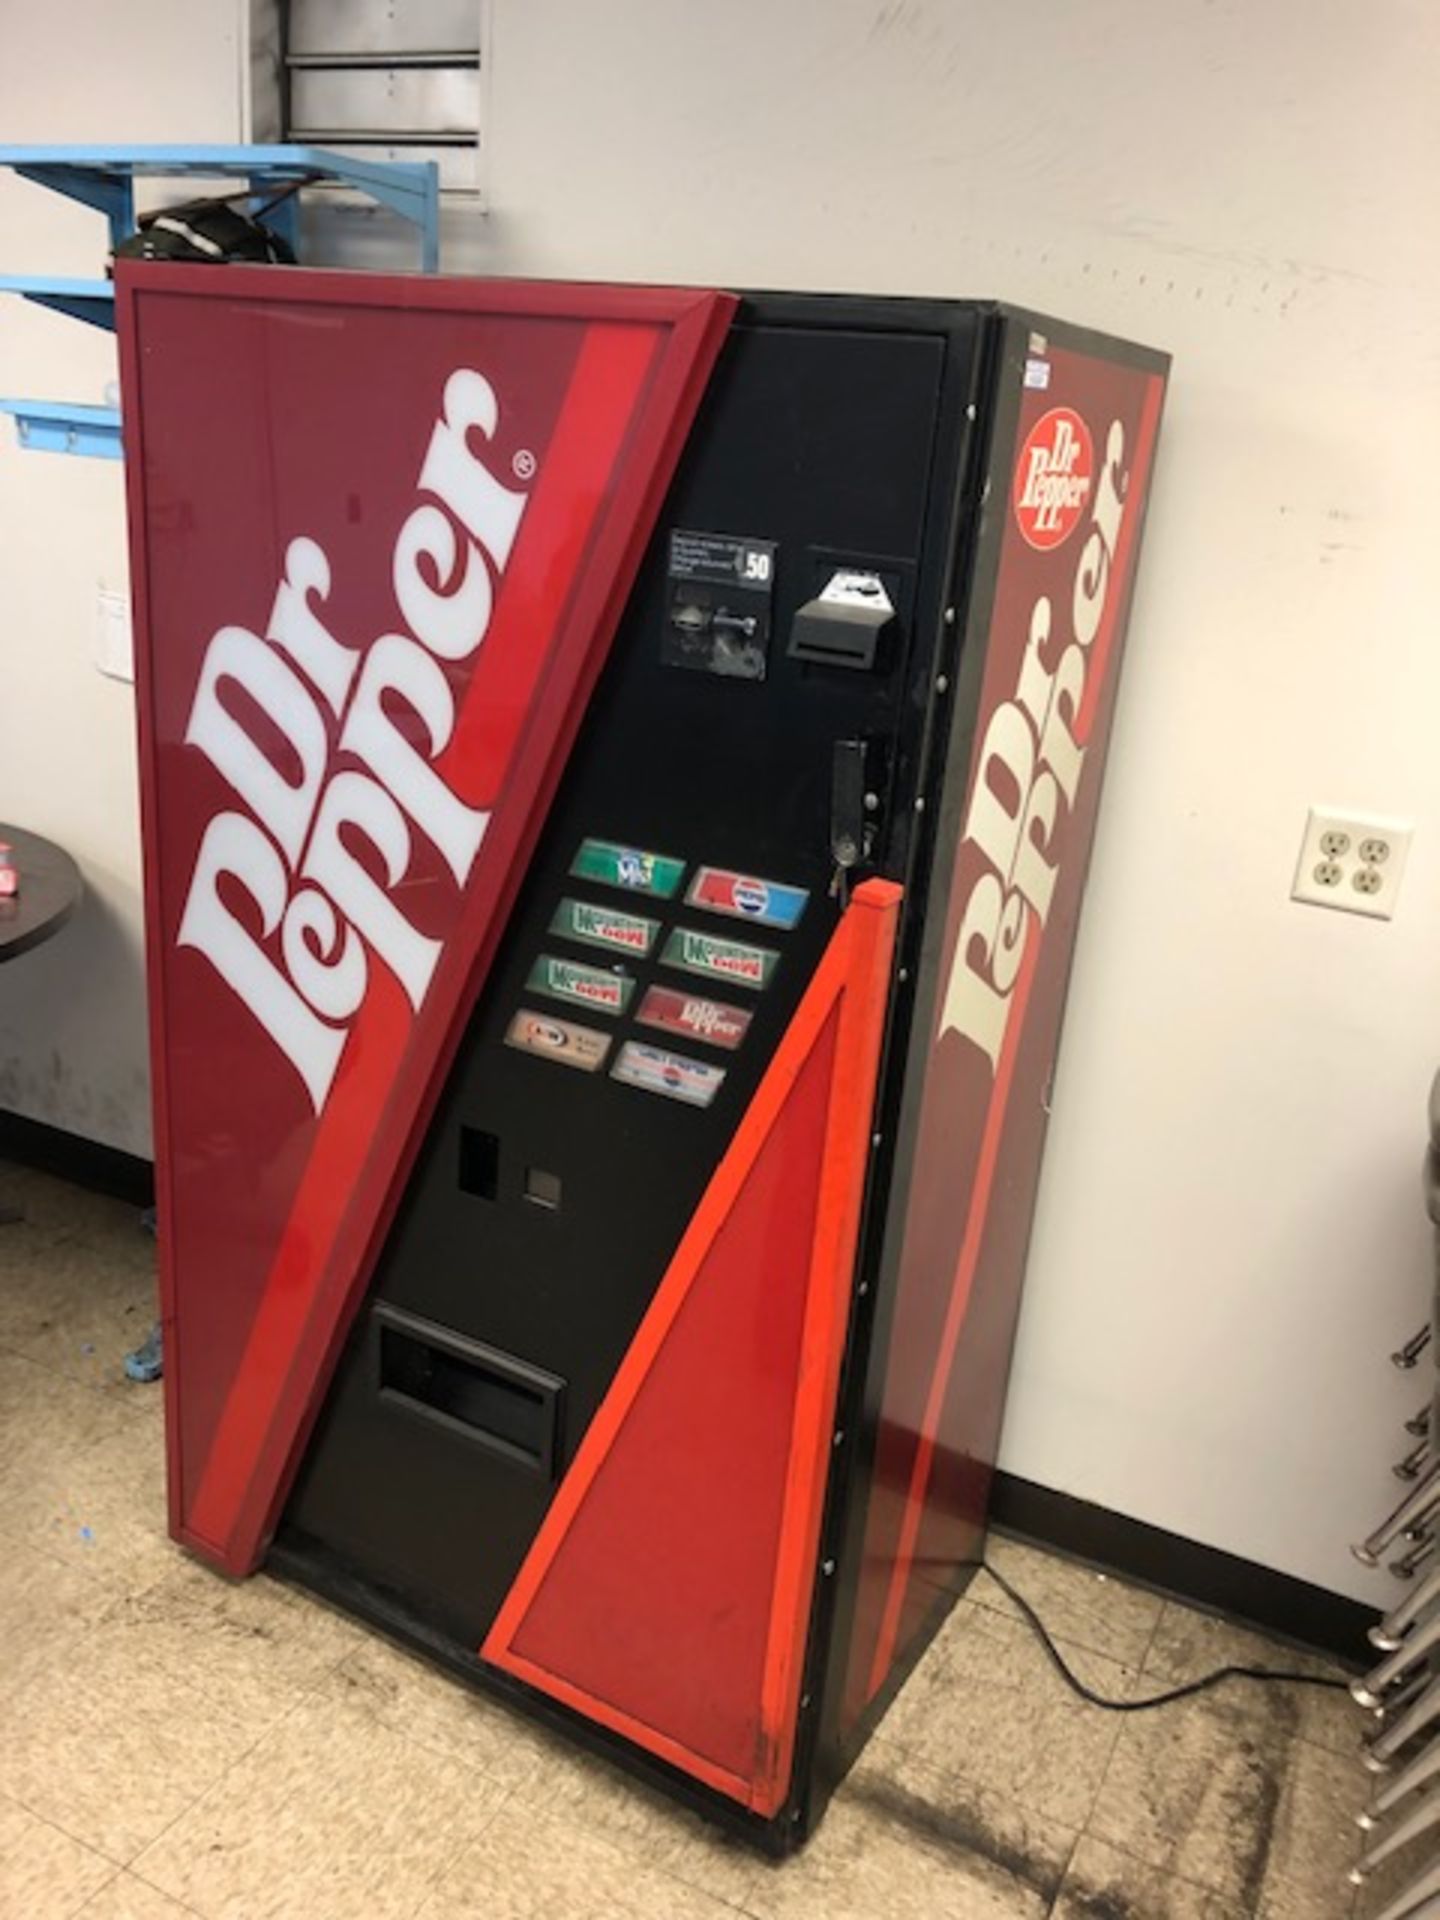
[1291,808,1412,921]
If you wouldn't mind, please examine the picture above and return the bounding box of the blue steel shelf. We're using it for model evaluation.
[0,400,122,458]
[0,146,440,270]
[0,143,441,458]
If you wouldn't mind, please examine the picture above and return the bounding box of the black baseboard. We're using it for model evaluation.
[990,1470,1376,1668]
[0,1109,154,1210]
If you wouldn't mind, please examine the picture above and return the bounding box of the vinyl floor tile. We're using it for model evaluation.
[0,1224,156,1394]
[843,1737,1078,1909]
[1089,1687,1365,1912]
[2,1393,174,1596]
[1144,1599,1364,1759]
[0,1795,117,1919]
[132,1693,507,1920]
[1256,1869,1361,1918]
[417,1800,739,1920]
[80,1874,202,1920]
[975,1532,1165,1670]
[508,1733,765,1909]
[103,1560,367,1725]
[880,1597,1136,1828]
[0,1350,133,1498]
[321,1632,553,1794]
[746,1770,1058,1919]
[1051,1834,1249,1917]
[0,1531,113,1720]
[0,1576,287,1862]
[0,1163,146,1246]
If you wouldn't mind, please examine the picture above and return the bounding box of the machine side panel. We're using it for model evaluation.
[836,318,1169,1736]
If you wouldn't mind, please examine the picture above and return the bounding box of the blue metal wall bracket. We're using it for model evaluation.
[0,400,122,458]
[0,143,441,457]
[0,274,116,331]
[14,161,134,250]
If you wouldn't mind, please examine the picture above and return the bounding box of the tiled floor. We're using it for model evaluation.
[0,1159,1396,1917]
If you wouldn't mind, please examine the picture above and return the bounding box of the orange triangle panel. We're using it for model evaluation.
[484,879,901,1815]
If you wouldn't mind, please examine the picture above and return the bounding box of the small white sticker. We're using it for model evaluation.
[1028,331,1049,356]
[94,587,134,684]
[1023,359,1052,391]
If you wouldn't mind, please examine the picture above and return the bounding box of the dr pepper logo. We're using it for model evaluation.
[942,413,1128,1074]
[175,368,530,1114]
[1013,406,1094,551]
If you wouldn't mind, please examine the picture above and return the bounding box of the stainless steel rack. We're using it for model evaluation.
[1348,1077,1440,1916]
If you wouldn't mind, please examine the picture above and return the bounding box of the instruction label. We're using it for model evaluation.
[662,529,777,680]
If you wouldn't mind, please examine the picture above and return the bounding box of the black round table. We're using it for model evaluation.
[0,823,82,963]
[0,825,82,1223]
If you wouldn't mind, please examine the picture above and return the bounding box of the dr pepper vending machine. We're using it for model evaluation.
[116,265,1166,1850]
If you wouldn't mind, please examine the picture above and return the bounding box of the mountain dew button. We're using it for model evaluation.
[527,953,634,1016]
[550,896,659,957]
[661,926,778,991]
[570,838,685,898]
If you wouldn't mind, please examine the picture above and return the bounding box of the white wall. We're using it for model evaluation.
[0,0,1432,1604]
[0,0,243,1151]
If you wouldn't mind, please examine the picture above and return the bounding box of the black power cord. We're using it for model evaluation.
[979,1562,1350,1712]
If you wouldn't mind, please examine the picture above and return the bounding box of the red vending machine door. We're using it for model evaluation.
[117,265,734,1576]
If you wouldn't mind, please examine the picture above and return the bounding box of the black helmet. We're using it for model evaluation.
[112,197,297,268]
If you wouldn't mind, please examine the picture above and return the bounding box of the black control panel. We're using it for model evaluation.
[283,302,979,1644]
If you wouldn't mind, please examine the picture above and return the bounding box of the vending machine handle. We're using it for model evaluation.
[831,739,868,873]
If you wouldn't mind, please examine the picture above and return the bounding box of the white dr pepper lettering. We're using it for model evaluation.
[177,370,530,1112]
[939,418,1126,1071]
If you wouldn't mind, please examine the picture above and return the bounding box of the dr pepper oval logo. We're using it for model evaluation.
[1013,405,1094,551]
